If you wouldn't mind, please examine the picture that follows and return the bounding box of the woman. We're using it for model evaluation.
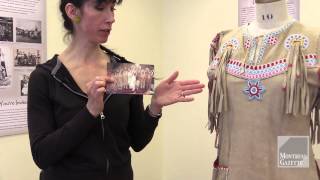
[27,0,205,180]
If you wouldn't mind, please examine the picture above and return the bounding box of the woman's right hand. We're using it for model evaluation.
[86,76,113,117]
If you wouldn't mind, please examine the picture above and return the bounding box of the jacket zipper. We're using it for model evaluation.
[99,112,110,176]
[100,112,106,141]
[52,74,113,177]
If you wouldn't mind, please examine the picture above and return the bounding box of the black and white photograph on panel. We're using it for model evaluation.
[19,74,30,96]
[106,63,155,95]
[0,17,13,42]
[14,48,41,67]
[16,19,41,43]
[0,46,13,88]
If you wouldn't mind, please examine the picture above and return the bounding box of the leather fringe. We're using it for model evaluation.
[285,44,309,116]
[208,48,232,150]
[311,94,320,144]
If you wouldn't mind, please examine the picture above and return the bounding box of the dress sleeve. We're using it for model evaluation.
[127,95,160,152]
[207,32,224,94]
[308,34,320,144]
[27,67,99,169]
[307,33,320,87]
[207,32,227,133]
[207,33,222,80]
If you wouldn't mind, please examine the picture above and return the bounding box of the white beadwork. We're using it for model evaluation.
[284,34,310,50]
[210,54,319,80]
[220,38,240,53]
[243,21,295,65]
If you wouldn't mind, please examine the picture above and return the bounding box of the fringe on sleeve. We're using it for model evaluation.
[284,43,309,116]
[207,31,232,148]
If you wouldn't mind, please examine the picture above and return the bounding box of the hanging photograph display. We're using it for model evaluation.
[0,0,46,136]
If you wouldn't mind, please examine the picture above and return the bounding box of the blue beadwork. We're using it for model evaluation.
[243,79,266,101]
[241,20,294,101]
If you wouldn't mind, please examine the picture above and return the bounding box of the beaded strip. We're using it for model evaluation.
[209,54,319,80]
[243,21,295,65]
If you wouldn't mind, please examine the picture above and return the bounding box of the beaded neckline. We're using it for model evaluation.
[243,20,296,66]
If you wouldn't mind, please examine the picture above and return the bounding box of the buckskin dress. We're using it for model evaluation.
[207,20,320,180]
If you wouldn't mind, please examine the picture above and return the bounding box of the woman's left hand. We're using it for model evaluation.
[149,71,205,113]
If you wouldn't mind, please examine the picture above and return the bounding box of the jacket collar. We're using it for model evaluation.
[38,46,128,98]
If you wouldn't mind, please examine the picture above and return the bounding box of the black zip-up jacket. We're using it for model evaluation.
[27,47,160,180]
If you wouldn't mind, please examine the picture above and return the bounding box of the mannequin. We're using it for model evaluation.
[207,0,320,179]
[248,0,292,36]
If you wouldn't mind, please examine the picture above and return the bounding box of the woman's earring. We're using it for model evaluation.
[73,16,81,24]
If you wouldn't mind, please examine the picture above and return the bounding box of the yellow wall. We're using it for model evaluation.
[109,1,163,180]
[1,1,320,180]
[161,1,237,179]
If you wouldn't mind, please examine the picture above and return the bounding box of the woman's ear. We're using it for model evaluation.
[65,3,81,22]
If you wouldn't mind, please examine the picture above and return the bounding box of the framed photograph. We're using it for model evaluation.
[0,17,13,42]
[106,63,155,95]
[19,74,29,96]
[0,46,13,88]
[16,19,41,43]
[14,48,41,67]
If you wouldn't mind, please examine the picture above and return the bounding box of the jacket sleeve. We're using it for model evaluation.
[128,95,160,152]
[27,67,99,169]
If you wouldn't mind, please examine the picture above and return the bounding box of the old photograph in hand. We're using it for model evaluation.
[106,63,155,95]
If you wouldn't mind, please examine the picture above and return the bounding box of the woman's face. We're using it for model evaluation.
[76,0,116,44]
[255,0,281,3]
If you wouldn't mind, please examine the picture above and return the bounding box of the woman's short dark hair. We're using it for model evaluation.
[60,0,122,35]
